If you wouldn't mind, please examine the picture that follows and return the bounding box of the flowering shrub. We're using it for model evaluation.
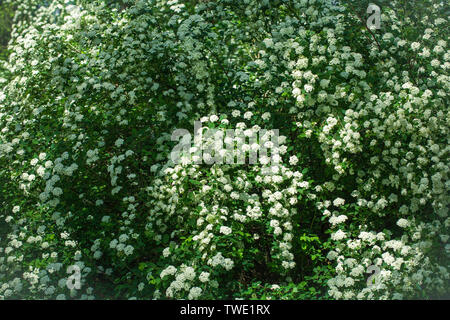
[0,0,448,300]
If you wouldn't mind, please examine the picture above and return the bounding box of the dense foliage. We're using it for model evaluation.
[0,0,448,300]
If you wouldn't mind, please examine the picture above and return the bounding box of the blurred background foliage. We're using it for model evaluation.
[0,1,15,61]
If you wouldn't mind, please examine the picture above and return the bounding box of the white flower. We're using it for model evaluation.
[115,138,124,147]
[333,198,345,207]
[263,38,273,48]
[274,227,282,236]
[331,229,346,241]
[304,84,314,92]
[270,220,279,228]
[243,111,253,120]
[289,155,298,165]
[199,272,210,283]
[329,215,348,226]
[396,218,409,228]
[411,42,420,51]
[188,287,202,299]
[271,284,280,290]
[161,266,177,279]
[163,247,171,258]
[231,110,241,117]
[262,112,271,120]
[219,226,232,235]
[124,245,134,256]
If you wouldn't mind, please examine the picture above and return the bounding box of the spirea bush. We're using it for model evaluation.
[0,0,448,300]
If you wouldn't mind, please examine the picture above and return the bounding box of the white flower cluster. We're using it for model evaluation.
[145,113,309,298]
[0,0,447,300]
